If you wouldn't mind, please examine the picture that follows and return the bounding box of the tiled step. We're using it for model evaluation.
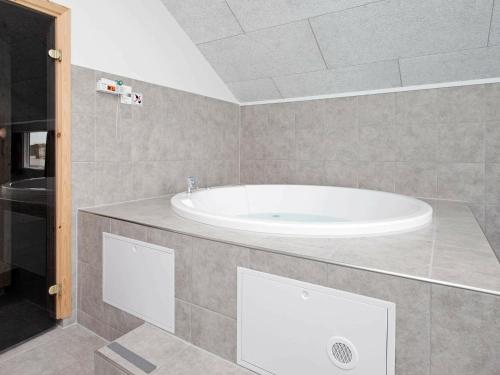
[94,323,256,375]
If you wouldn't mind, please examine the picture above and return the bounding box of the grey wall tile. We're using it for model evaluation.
[295,122,325,160]
[324,100,359,161]
[430,245,500,291]
[205,98,240,161]
[205,160,239,187]
[175,299,191,342]
[485,205,500,258]
[437,163,485,203]
[435,85,484,123]
[78,260,103,319]
[358,125,399,162]
[240,104,295,160]
[158,344,255,374]
[109,324,188,368]
[191,239,249,318]
[240,105,269,160]
[237,83,499,257]
[396,89,440,124]
[72,162,96,210]
[102,303,144,336]
[327,265,431,375]
[438,122,484,163]
[324,114,360,161]
[95,116,132,161]
[294,100,326,160]
[146,228,193,302]
[191,305,237,362]
[324,96,358,127]
[77,212,110,267]
[435,217,491,251]
[72,112,95,162]
[129,120,165,162]
[72,66,95,114]
[110,219,148,242]
[94,162,135,205]
[484,84,500,121]
[228,78,282,102]
[358,162,396,192]
[95,354,128,375]
[395,162,438,198]
[274,60,401,98]
[485,121,500,163]
[398,123,438,162]
[486,163,500,204]
[467,203,486,230]
[240,159,295,184]
[430,285,500,374]
[249,249,328,285]
[130,80,164,125]
[324,161,358,187]
[293,160,325,185]
[358,93,396,127]
[400,46,500,86]
[161,0,242,44]
[198,21,325,82]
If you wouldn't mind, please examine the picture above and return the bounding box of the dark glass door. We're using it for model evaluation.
[0,0,57,352]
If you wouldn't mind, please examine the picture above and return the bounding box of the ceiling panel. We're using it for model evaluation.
[160,0,243,44]
[161,0,499,102]
[227,78,282,102]
[226,0,380,32]
[490,1,500,46]
[198,20,326,82]
[274,60,401,98]
[400,46,500,86]
[311,0,493,68]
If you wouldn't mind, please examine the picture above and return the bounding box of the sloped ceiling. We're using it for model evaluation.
[161,0,500,103]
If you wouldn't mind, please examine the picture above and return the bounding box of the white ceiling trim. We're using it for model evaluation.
[239,77,500,106]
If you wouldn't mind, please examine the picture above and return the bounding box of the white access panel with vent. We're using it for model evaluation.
[103,233,175,332]
[237,268,395,375]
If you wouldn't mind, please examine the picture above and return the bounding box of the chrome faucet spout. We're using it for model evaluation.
[187,176,198,194]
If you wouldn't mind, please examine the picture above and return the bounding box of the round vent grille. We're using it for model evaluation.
[331,342,352,364]
[327,336,358,370]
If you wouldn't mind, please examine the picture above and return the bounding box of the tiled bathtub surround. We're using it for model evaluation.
[239,83,500,259]
[77,210,500,375]
[71,65,239,322]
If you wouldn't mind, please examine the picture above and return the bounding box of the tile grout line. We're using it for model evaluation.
[224,0,245,34]
[487,0,496,46]
[307,18,329,70]
[197,0,386,46]
[270,77,285,99]
[397,58,403,86]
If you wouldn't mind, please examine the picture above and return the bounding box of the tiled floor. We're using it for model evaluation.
[0,324,107,375]
[96,323,255,375]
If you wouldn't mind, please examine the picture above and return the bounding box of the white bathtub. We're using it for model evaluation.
[170,185,432,237]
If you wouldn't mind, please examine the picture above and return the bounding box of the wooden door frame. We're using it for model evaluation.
[9,0,72,319]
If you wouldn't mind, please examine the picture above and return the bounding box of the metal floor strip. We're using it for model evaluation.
[107,342,157,374]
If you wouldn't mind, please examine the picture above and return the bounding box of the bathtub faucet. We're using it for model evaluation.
[187,176,198,194]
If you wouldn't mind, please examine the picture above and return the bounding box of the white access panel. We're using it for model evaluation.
[237,268,395,375]
[103,233,175,332]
